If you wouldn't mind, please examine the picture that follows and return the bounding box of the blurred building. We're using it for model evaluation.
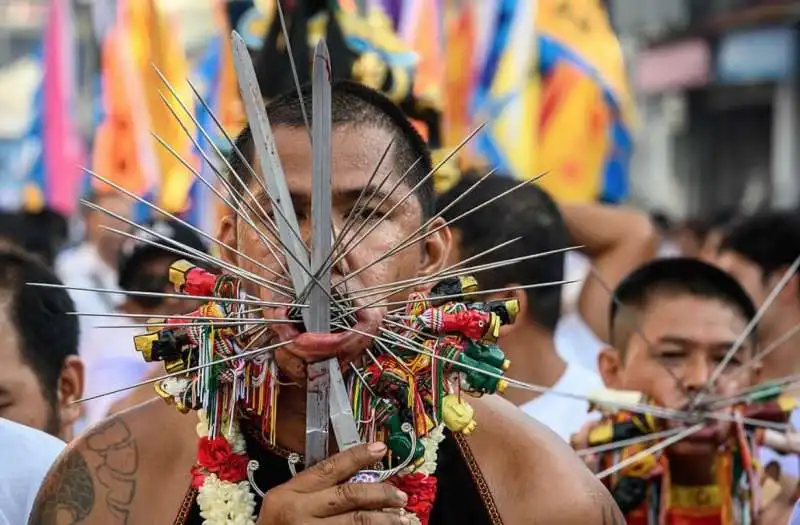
[610,0,800,218]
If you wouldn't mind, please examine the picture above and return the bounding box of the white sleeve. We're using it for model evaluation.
[0,419,66,524]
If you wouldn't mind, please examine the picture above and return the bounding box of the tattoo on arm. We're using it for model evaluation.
[29,419,139,525]
[28,452,94,524]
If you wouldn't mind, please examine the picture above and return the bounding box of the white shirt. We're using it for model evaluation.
[519,362,604,441]
[56,242,124,341]
[555,312,605,374]
[0,418,65,525]
[80,316,159,430]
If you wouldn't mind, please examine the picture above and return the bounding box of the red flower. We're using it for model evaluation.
[193,437,249,486]
[391,473,438,525]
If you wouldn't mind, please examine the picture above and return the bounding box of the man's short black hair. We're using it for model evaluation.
[719,211,800,298]
[228,80,434,218]
[436,172,568,331]
[610,258,757,351]
[0,247,78,405]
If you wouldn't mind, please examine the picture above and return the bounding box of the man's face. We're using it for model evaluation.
[601,294,754,456]
[0,302,60,436]
[219,125,449,382]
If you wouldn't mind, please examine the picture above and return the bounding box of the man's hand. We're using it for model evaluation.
[258,442,412,524]
[570,420,602,473]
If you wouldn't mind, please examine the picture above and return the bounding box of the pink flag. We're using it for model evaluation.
[43,0,84,215]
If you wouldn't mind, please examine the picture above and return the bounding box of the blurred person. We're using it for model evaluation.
[574,258,762,522]
[56,191,133,354]
[715,211,800,380]
[436,173,603,440]
[0,417,66,525]
[713,211,800,481]
[0,209,69,267]
[0,246,83,440]
[556,196,659,374]
[649,210,682,258]
[699,208,740,262]
[81,218,211,427]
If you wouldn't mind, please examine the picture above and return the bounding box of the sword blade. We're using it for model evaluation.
[306,40,361,466]
[231,31,310,293]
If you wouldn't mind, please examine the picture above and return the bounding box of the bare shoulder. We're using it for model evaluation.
[29,400,196,525]
[467,395,624,524]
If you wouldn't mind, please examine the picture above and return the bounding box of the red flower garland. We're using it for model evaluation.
[191,436,249,488]
[390,472,438,525]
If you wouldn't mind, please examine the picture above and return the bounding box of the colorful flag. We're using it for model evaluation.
[42,0,84,215]
[471,0,538,181]
[535,0,635,203]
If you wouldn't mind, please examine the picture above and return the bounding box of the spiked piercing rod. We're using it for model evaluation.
[596,424,705,480]
[85,201,290,298]
[576,427,688,457]
[692,255,800,408]
[74,338,291,404]
[336,173,539,291]
[27,282,304,309]
[374,321,790,431]
[324,124,486,281]
[84,169,292,292]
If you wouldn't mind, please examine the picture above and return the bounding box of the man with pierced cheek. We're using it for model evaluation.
[32,82,622,525]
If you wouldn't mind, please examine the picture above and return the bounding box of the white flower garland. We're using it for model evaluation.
[195,411,257,525]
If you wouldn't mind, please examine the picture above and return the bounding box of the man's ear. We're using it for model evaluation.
[415,218,451,288]
[598,346,623,388]
[57,355,84,441]
[217,214,239,266]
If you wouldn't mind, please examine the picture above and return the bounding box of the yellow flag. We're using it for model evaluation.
[128,0,196,213]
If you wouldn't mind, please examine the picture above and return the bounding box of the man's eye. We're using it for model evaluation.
[657,350,686,361]
[717,355,742,367]
[351,207,385,221]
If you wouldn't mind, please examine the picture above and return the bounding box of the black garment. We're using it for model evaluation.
[176,420,500,525]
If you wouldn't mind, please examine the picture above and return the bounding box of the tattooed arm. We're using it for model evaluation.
[29,419,138,525]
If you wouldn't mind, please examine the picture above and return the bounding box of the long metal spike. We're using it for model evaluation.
[337,166,503,289]
[94,320,282,330]
[28,282,304,309]
[323,160,420,279]
[375,325,789,431]
[338,280,577,321]
[150,128,289,278]
[313,139,396,283]
[337,170,537,290]
[150,77,292,277]
[326,124,486,278]
[731,322,800,380]
[275,0,311,139]
[596,424,704,480]
[88,201,291,299]
[84,168,292,292]
[346,245,580,302]
[693,255,800,407]
[576,427,688,458]
[342,236,525,299]
[101,224,292,300]
[74,339,291,404]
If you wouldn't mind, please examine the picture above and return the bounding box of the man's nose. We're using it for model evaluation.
[681,355,714,400]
